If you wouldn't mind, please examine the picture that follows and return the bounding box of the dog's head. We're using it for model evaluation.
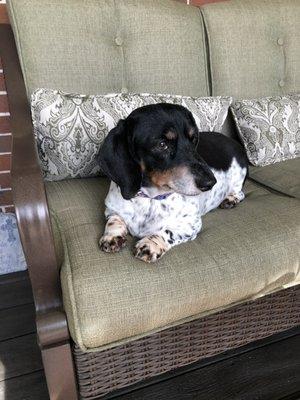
[98,103,216,200]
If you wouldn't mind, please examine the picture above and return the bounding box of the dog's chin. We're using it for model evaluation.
[142,185,173,197]
[174,188,202,196]
[167,182,202,196]
[149,180,207,197]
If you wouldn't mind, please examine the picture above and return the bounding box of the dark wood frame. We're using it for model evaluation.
[0,23,79,400]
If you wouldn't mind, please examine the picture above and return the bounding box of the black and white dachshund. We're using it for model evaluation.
[98,103,248,263]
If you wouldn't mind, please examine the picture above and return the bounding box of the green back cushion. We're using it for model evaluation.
[7,0,209,97]
[201,0,300,98]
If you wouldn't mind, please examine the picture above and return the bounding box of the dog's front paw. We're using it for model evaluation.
[134,235,167,263]
[219,197,238,209]
[99,235,127,253]
[219,192,245,209]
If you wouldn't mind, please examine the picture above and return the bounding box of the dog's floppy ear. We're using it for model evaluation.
[97,119,142,200]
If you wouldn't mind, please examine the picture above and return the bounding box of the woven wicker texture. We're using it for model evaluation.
[74,286,300,399]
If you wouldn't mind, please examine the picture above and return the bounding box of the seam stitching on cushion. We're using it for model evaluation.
[246,177,285,196]
[7,0,30,98]
[280,38,287,91]
[49,208,87,351]
[199,8,211,96]
[114,0,126,91]
[279,0,287,91]
[247,177,299,199]
[200,8,213,96]
[120,46,126,91]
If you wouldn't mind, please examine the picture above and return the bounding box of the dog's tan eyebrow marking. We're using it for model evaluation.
[140,160,146,172]
[165,130,177,140]
[188,128,196,138]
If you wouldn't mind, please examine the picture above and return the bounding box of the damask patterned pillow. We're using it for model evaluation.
[231,95,300,167]
[31,89,232,181]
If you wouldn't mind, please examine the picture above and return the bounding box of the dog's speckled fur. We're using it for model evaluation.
[103,158,246,262]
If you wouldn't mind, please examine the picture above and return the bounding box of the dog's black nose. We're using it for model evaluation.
[200,184,214,191]
[196,177,216,192]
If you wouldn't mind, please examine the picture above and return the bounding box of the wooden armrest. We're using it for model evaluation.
[0,24,67,346]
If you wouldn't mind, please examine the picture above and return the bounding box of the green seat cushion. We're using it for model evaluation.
[46,178,300,351]
[249,158,300,199]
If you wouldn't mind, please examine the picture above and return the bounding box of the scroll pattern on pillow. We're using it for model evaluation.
[31,90,232,181]
[231,95,300,167]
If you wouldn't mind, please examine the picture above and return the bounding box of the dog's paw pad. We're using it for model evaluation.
[219,198,237,209]
[134,237,165,263]
[219,193,242,209]
[99,235,126,253]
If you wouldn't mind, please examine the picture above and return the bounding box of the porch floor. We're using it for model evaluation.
[0,271,48,400]
[0,271,299,400]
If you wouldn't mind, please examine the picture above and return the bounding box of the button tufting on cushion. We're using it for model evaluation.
[115,36,123,46]
[278,79,285,87]
[277,38,284,46]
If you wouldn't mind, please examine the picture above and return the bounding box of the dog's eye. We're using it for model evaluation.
[158,140,168,150]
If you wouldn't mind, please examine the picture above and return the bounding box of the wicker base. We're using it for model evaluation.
[74,285,300,399]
